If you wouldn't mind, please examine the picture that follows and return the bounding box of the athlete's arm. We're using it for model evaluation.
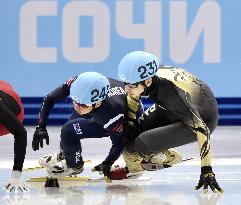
[0,99,27,171]
[102,134,125,165]
[33,77,77,151]
[38,83,71,128]
[161,82,211,166]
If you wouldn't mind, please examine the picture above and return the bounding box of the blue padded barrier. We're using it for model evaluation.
[22,97,241,126]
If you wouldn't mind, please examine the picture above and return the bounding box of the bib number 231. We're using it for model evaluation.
[138,60,158,79]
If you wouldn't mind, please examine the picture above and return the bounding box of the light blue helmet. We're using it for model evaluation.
[118,51,160,84]
[70,72,110,105]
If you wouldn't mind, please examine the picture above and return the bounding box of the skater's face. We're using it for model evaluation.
[124,83,145,97]
[124,78,152,97]
[73,101,94,115]
[73,101,102,115]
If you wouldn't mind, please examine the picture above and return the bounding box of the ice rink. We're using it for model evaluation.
[0,126,241,205]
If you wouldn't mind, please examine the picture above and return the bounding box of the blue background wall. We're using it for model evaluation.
[0,0,240,125]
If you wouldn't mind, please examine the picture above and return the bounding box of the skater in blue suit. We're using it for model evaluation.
[32,72,143,181]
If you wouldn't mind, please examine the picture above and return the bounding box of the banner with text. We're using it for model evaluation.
[0,0,240,97]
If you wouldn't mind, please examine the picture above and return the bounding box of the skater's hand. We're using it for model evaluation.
[3,171,29,193]
[92,163,112,183]
[122,120,138,145]
[32,126,49,151]
[195,166,224,193]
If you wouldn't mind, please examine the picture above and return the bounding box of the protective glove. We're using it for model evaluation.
[3,171,29,193]
[195,166,224,193]
[32,125,49,151]
[122,120,138,145]
[91,163,112,183]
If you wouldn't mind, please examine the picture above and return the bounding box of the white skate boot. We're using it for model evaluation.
[141,148,182,171]
[38,151,65,167]
[47,159,84,177]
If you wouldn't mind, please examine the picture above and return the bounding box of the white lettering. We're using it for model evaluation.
[116,1,162,60]
[62,1,110,63]
[20,1,57,63]
[19,1,221,64]
[170,1,221,63]
[107,87,126,97]
[73,123,82,135]
[75,151,81,163]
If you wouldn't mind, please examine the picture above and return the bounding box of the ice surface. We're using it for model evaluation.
[0,126,241,205]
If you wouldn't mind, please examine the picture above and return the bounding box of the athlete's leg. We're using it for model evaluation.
[135,122,195,157]
[122,104,182,172]
[39,112,94,167]
[122,145,144,173]
[60,118,107,168]
[197,83,219,133]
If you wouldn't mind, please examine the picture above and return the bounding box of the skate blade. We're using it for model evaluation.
[141,157,195,171]
[27,176,90,182]
[23,159,92,172]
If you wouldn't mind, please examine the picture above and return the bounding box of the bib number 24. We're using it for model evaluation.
[91,85,109,103]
